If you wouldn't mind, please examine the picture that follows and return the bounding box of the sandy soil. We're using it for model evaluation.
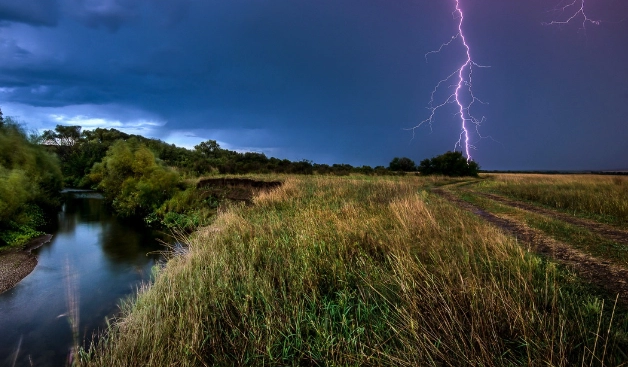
[0,234,52,294]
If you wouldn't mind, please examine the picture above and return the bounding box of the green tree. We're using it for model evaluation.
[388,157,416,172]
[418,151,480,177]
[42,125,82,147]
[88,140,181,218]
[41,125,86,185]
[0,119,63,245]
[194,140,222,158]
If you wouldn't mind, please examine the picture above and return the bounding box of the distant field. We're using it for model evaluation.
[81,174,627,366]
[457,174,627,266]
[475,173,628,227]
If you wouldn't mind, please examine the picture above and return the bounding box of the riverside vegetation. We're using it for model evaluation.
[0,119,62,247]
[79,175,627,366]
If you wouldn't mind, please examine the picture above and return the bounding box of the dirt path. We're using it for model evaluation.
[434,188,628,303]
[471,191,628,245]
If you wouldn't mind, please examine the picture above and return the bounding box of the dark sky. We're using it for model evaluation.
[0,0,626,170]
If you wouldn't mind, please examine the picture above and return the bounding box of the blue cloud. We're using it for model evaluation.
[0,0,58,26]
[0,0,626,170]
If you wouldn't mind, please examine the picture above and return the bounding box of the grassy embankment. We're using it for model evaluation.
[81,175,626,366]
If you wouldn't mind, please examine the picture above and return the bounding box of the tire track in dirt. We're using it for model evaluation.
[433,188,628,303]
[471,191,627,245]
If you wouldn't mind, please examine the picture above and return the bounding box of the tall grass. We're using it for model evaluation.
[476,174,628,226]
[81,176,626,366]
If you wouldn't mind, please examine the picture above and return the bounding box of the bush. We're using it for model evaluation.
[88,140,181,218]
[418,151,480,177]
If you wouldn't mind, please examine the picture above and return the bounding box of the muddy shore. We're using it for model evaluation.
[0,234,52,294]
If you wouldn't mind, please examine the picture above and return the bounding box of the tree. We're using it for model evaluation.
[88,140,180,218]
[42,125,82,147]
[194,140,222,158]
[41,125,83,178]
[0,120,63,245]
[418,151,479,177]
[388,157,416,172]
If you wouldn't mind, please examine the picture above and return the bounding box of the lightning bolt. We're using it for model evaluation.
[411,0,488,161]
[543,0,601,28]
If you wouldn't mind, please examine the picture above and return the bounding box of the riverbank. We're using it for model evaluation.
[0,234,52,294]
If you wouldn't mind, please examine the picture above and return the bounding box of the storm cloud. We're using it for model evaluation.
[0,0,626,169]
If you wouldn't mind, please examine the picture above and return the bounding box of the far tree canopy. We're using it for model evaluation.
[418,151,479,177]
[388,157,416,172]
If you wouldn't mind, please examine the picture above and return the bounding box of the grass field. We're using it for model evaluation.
[80,175,627,366]
[473,174,628,227]
[457,192,627,266]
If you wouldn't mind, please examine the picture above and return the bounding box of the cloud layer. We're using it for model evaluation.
[0,0,626,169]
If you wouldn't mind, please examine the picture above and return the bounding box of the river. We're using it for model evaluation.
[0,192,165,366]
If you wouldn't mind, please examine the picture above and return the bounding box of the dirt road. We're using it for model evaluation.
[434,188,627,303]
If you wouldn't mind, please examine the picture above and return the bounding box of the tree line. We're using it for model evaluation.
[388,151,480,177]
[39,125,397,187]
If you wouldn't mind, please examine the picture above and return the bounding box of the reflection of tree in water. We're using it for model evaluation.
[53,194,164,265]
[70,197,109,223]
[53,196,109,234]
[99,216,166,267]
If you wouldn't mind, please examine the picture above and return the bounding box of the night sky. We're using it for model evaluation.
[0,0,627,170]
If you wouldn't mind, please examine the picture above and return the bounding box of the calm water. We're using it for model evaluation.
[0,193,165,366]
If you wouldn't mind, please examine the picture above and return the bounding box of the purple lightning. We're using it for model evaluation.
[543,0,600,28]
[411,0,488,161]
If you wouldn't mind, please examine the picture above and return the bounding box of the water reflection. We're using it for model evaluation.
[0,193,165,367]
